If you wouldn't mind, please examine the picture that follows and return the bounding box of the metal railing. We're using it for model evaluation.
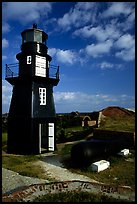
[5,63,19,78]
[5,63,59,80]
[49,65,59,79]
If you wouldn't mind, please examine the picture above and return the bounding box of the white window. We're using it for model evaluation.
[35,55,46,77]
[39,88,46,105]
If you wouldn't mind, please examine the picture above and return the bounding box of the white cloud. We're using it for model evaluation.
[56,50,77,65]
[2,80,12,105]
[94,62,123,71]
[2,55,7,60]
[126,11,135,25]
[48,48,77,65]
[2,38,9,48]
[85,40,113,58]
[73,24,121,42]
[115,34,135,50]
[99,62,114,70]
[114,34,135,61]
[54,92,76,102]
[102,2,133,18]
[57,2,98,31]
[112,9,135,32]
[115,47,135,61]
[48,48,57,57]
[2,22,11,33]
[54,91,135,113]
[2,85,135,113]
[2,2,52,24]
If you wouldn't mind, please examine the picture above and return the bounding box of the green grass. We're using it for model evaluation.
[2,115,135,202]
[59,143,135,189]
[33,191,129,202]
[2,132,8,152]
[2,154,52,180]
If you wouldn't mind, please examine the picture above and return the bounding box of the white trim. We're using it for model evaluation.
[37,44,40,53]
[27,56,32,64]
[39,124,41,154]
[39,88,46,105]
[48,123,54,151]
[35,55,46,77]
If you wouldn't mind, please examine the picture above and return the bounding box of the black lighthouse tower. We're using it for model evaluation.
[5,24,59,154]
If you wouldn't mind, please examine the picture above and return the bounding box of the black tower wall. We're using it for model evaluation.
[6,25,59,155]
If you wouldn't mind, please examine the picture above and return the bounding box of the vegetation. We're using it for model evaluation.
[99,115,135,132]
[2,112,135,202]
[56,126,93,143]
[2,132,8,152]
[57,143,135,188]
[33,191,129,202]
[2,154,52,180]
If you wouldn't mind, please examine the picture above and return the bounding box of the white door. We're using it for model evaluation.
[48,123,54,151]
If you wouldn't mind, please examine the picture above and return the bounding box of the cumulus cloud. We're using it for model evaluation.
[115,47,135,61]
[115,34,134,50]
[48,48,57,57]
[85,40,113,58]
[56,50,77,65]
[54,92,76,102]
[54,91,135,113]
[73,24,121,42]
[48,48,78,65]
[114,34,135,61]
[2,2,52,24]
[2,80,12,106]
[57,2,98,31]
[2,83,135,113]
[2,22,11,33]
[2,38,9,48]
[102,2,134,18]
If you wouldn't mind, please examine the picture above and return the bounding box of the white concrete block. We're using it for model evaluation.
[91,160,110,172]
[118,149,129,156]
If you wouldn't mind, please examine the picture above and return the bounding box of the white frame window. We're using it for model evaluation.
[35,55,46,77]
[39,88,46,105]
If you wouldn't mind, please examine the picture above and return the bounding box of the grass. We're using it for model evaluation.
[2,115,135,202]
[2,154,48,179]
[99,115,135,132]
[58,143,135,189]
[2,132,8,152]
[33,191,129,202]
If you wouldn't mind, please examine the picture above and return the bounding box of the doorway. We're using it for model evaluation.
[39,122,55,153]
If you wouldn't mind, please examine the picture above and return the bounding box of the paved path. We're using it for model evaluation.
[2,152,98,195]
[2,153,135,202]
[34,155,99,183]
[2,168,49,195]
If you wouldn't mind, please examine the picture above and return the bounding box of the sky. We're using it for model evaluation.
[2,2,135,114]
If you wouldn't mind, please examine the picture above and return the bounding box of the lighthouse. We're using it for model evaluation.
[5,24,59,155]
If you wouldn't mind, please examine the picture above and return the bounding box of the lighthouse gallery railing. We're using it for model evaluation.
[5,63,59,80]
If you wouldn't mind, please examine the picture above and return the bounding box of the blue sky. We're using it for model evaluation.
[2,2,135,113]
